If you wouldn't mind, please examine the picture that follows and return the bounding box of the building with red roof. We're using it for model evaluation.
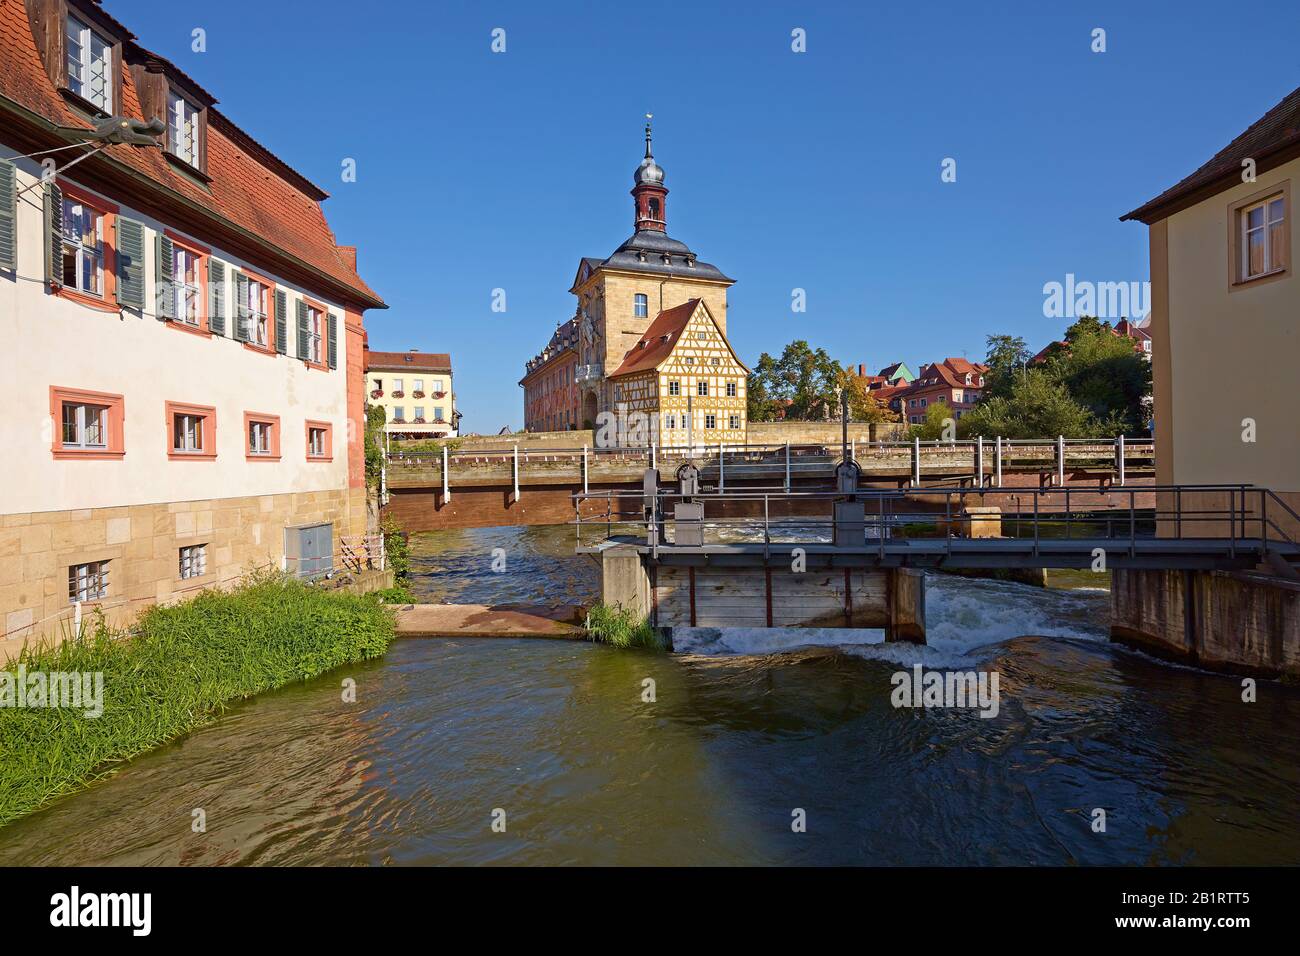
[0,0,385,642]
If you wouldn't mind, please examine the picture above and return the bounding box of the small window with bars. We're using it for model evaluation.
[179,544,207,580]
[68,560,108,603]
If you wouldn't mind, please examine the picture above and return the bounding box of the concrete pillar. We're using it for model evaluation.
[600,545,652,622]
[886,568,926,644]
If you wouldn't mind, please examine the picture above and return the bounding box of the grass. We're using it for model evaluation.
[584,603,667,651]
[372,583,416,604]
[0,571,395,827]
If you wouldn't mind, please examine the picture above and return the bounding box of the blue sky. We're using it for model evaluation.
[115,0,1300,432]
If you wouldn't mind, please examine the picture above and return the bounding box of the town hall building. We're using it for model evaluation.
[523,122,746,447]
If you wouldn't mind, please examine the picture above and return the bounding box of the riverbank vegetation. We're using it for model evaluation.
[0,573,395,827]
[584,603,667,651]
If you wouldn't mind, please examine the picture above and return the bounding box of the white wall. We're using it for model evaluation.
[0,147,351,514]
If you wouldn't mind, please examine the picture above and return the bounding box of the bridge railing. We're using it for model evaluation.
[571,483,1298,562]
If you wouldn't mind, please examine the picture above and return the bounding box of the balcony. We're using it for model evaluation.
[575,364,603,383]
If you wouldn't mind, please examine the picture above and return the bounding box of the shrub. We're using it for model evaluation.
[0,573,395,827]
[584,603,666,651]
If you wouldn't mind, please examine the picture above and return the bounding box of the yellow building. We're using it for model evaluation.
[605,299,749,448]
[364,349,457,439]
[1122,84,1299,537]
[557,122,744,445]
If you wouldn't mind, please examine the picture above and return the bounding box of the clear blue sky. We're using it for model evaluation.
[115,0,1300,433]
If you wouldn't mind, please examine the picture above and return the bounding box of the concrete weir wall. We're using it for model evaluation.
[600,545,926,641]
[1111,569,1300,677]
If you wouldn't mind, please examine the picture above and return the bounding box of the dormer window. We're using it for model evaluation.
[65,13,112,113]
[168,90,200,167]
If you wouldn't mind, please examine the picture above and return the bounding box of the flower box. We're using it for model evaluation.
[412,390,425,399]
[370,389,383,399]
[392,390,405,398]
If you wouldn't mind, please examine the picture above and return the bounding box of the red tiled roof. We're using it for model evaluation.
[366,350,452,372]
[0,0,382,308]
[1121,84,1300,224]
[608,299,700,377]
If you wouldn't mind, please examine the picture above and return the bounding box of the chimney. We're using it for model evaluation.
[857,364,866,377]
[338,245,358,270]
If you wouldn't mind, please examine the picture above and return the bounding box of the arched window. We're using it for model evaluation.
[648,198,660,220]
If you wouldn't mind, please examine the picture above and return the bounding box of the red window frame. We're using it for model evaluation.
[49,386,125,460]
[166,400,217,461]
[243,411,281,461]
[305,420,333,461]
[53,180,118,313]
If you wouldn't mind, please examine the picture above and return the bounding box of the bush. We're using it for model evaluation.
[584,603,666,651]
[0,572,395,827]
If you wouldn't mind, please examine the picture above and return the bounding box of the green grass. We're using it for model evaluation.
[0,572,395,827]
[584,603,667,651]
[371,583,416,604]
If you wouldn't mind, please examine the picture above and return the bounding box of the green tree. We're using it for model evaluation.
[1045,316,1151,436]
[958,369,1095,439]
[746,352,782,422]
[982,334,1031,400]
[364,404,386,487]
[908,400,958,440]
[839,366,899,423]
[747,340,858,421]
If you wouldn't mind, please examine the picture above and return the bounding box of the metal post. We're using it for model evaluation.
[651,440,657,472]
[719,441,725,493]
[1056,435,1065,487]
[851,436,856,464]
[976,436,984,488]
[784,441,791,494]
[912,436,921,486]
[513,443,520,502]
[442,444,451,502]
[1117,434,1126,487]
[582,444,589,495]
[995,436,1003,488]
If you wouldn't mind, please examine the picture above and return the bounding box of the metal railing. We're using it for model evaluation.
[571,483,1300,566]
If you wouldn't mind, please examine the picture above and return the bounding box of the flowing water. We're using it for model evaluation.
[0,525,1297,866]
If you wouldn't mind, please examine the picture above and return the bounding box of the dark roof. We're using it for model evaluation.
[1121,85,1300,224]
[366,350,452,372]
[571,229,733,290]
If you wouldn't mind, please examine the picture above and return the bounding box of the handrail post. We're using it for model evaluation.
[995,436,1003,488]
[719,441,725,493]
[784,441,791,494]
[1034,491,1040,557]
[1056,435,1065,487]
[582,444,588,495]
[1116,434,1126,487]
[513,443,520,502]
[976,436,984,488]
[442,443,451,502]
[912,435,921,486]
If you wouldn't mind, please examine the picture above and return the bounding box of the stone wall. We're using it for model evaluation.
[1,486,367,653]
[746,421,907,445]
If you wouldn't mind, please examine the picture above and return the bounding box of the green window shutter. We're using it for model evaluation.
[233,270,249,341]
[296,299,308,359]
[44,181,63,289]
[327,312,338,369]
[155,234,175,320]
[114,217,145,309]
[274,289,288,355]
[208,260,226,335]
[0,160,15,272]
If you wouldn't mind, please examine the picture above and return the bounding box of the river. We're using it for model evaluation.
[0,524,1296,865]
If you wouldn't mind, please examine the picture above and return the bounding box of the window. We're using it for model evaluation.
[433,378,445,393]
[434,406,445,421]
[168,90,200,166]
[305,304,324,364]
[245,413,279,460]
[242,276,270,346]
[65,14,112,113]
[306,421,332,460]
[179,544,207,580]
[666,414,676,430]
[68,560,109,603]
[729,415,740,429]
[697,381,709,396]
[61,197,104,294]
[392,378,404,393]
[167,402,216,460]
[173,244,201,326]
[684,356,694,365]
[668,380,680,396]
[705,414,717,429]
[413,378,424,393]
[392,407,405,422]
[634,293,648,318]
[62,401,106,449]
[710,357,720,365]
[726,381,737,397]
[1238,193,1287,281]
[50,386,124,460]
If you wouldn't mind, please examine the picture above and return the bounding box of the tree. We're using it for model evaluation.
[746,352,782,422]
[982,334,1031,400]
[908,400,958,440]
[838,366,899,423]
[1045,316,1151,436]
[958,368,1095,439]
[747,340,844,421]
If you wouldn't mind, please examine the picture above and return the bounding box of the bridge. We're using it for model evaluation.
[382,436,1157,531]
[574,468,1300,677]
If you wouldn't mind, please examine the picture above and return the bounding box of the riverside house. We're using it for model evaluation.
[0,0,385,645]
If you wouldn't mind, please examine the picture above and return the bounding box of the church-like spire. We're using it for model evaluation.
[632,114,668,232]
